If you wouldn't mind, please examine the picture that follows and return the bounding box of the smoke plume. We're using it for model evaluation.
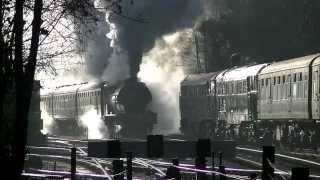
[93,0,203,81]
[138,29,194,134]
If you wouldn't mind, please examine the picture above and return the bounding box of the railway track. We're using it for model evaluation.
[32,136,320,179]
[235,146,320,179]
[25,136,166,179]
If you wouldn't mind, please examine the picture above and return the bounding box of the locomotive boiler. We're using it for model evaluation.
[105,77,156,138]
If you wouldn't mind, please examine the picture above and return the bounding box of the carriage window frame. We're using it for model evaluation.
[266,78,269,86]
[299,72,302,81]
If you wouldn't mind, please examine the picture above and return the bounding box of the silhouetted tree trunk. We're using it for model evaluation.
[0,0,4,132]
[9,0,43,179]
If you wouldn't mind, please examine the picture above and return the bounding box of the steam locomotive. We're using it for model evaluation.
[40,77,156,138]
[180,54,320,147]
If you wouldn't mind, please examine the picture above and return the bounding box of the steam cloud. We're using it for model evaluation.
[112,0,203,76]
[40,110,54,135]
[138,29,194,134]
[92,0,203,81]
[91,0,206,134]
[80,108,109,139]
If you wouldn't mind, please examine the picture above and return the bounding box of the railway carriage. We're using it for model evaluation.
[40,83,108,136]
[258,55,315,120]
[180,72,220,138]
[40,78,156,138]
[257,54,320,145]
[179,53,320,147]
[215,64,267,139]
[311,55,320,120]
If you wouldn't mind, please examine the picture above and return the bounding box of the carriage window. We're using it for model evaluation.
[282,75,286,83]
[231,83,234,94]
[261,79,264,86]
[244,81,247,92]
[287,75,291,82]
[273,77,276,85]
[277,76,280,84]
[299,72,302,81]
[266,78,269,86]
[293,73,297,82]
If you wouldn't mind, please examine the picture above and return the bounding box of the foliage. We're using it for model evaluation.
[198,0,320,71]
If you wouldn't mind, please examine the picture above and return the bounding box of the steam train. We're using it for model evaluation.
[40,77,156,138]
[180,54,320,147]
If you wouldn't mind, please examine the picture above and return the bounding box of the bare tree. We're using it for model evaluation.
[0,0,129,178]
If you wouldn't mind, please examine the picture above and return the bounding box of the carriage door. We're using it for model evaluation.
[318,69,320,119]
[266,78,272,114]
[313,68,320,119]
[287,74,293,114]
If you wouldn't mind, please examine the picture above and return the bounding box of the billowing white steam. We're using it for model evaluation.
[40,110,54,135]
[138,29,193,134]
[80,108,109,139]
[94,0,130,84]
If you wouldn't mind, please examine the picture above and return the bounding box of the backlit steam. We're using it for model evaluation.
[40,110,54,135]
[80,108,109,139]
[138,29,192,134]
[94,0,203,134]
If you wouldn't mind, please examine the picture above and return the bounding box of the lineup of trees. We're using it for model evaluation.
[0,0,124,178]
[198,0,320,72]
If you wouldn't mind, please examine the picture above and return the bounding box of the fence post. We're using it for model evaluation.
[219,151,223,166]
[195,156,207,180]
[147,135,164,158]
[166,158,181,180]
[126,152,132,180]
[113,160,124,180]
[262,146,275,180]
[291,167,309,180]
[212,152,215,180]
[219,165,226,180]
[71,147,76,180]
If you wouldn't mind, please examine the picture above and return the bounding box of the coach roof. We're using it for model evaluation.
[216,64,268,82]
[181,72,220,86]
[260,54,320,75]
